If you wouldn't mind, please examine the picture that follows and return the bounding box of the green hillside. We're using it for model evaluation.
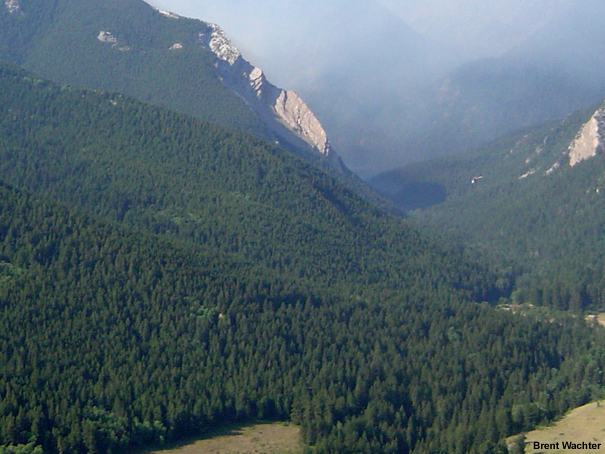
[0,62,492,298]
[0,0,264,135]
[0,0,395,209]
[1,62,605,454]
[0,0,400,215]
[372,103,605,311]
[1,179,604,454]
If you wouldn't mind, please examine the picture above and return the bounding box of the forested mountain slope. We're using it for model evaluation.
[0,0,260,133]
[0,0,345,171]
[0,62,490,299]
[2,178,605,454]
[1,63,605,454]
[372,101,605,311]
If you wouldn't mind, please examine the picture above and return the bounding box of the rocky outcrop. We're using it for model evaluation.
[156,9,180,20]
[4,0,20,13]
[97,31,118,45]
[273,90,331,155]
[198,23,342,169]
[568,104,605,166]
[97,31,130,51]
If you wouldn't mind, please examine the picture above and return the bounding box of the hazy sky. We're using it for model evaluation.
[145,0,581,175]
[148,0,571,79]
[378,0,570,55]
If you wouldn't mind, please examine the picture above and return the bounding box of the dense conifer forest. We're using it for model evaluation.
[0,0,264,136]
[373,103,605,313]
[0,62,605,454]
[0,62,495,300]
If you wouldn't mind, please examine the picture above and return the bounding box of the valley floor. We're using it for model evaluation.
[142,423,302,454]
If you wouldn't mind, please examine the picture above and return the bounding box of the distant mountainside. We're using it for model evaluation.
[372,99,605,311]
[414,3,605,157]
[384,0,570,60]
[373,0,605,173]
[248,0,605,177]
[0,0,344,170]
[9,0,601,179]
[285,2,459,177]
[2,60,605,454]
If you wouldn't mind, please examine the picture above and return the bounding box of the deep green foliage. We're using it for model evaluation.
[373,104,605,312]
[0,444,43,454]
[1,183,604,454]
[0,0,263,135]
[0,62,493,300]
[0,61,604,454]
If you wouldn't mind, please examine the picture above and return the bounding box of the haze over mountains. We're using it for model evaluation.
[372,98,605,312]
[0,0,352,179]
[3,1,605,453]
[150,0,605,177]
[149,0,570,82]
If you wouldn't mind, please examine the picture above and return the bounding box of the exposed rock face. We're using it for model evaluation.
[5,0,20,13]
[568,104,605,166]
[204,24,240,65]
[156,9,180,19]
[97,31,118,45]
[97,31,130,51]
[198,23,342,168]
[273,90,331,155]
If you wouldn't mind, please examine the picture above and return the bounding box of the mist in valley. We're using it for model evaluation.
[148,0,605,177]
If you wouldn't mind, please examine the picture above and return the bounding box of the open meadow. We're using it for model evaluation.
[142,423,302,454]
[523,402,605,453]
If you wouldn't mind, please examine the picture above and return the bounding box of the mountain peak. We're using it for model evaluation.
[204,23,241,65]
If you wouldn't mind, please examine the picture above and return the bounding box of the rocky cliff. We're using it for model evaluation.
[4,0,20,14]
[3,0,346,173]
[568,104,605,166]
[521,102,605,179]
[197,23,345,170]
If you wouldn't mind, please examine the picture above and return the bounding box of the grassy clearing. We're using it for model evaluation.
[523,402,605,453]
[142,422,302,454]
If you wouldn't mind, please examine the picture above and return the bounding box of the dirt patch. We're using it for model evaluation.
[523,402,605,453]
[144,422,302,454]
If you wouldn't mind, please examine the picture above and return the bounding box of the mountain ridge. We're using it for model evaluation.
[197,20,345,170]
[371,98,605,311]
[0,0,345,172]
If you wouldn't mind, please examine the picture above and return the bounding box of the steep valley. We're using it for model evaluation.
[0,58,603,454]
[372,100,605,313]
[1,1,605,454]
